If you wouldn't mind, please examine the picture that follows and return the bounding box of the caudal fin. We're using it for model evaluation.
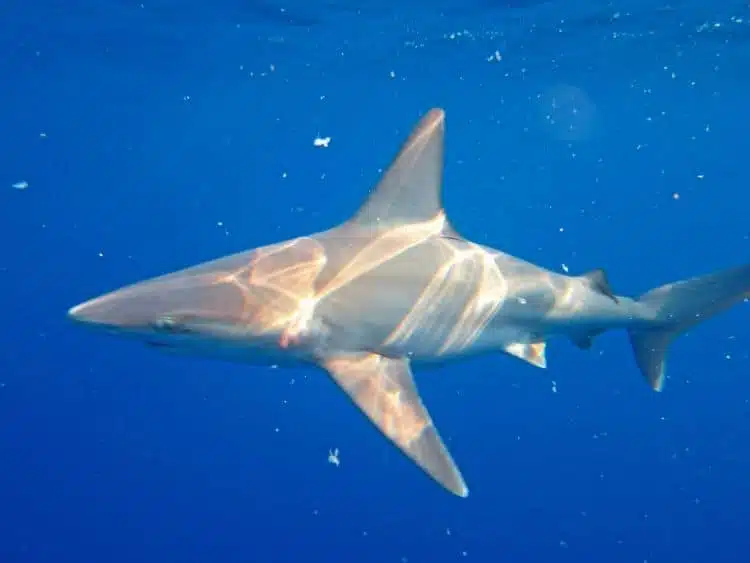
[628,263,750,391]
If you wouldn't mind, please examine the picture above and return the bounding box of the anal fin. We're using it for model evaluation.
[321,353,468,497]
[504,341,547,368]
[571,329,604,350]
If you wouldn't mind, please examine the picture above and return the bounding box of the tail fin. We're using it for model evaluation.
[628,263,750,391]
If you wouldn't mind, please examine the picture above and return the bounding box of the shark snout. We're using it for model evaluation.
[67,291,147,328]
[68,298,104,325]
[67,270,249,332]
[67,287,174,330]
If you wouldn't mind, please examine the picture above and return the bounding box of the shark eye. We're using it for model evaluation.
[151,316,192,334]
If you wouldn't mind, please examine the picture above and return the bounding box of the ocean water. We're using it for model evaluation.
[2,1,750,562]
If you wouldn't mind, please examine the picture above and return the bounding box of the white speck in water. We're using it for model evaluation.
[487,50,502,62]
[313,136,331,148]
[328,447,340,466]
[12,181,28,190]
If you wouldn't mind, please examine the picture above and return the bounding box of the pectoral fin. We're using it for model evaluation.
[321,353,468,497]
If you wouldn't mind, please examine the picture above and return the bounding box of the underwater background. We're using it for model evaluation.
[2,1,750,561]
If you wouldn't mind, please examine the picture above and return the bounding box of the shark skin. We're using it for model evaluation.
[69,108,750,498]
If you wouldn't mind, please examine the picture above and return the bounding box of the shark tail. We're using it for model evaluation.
[628,263,750,391]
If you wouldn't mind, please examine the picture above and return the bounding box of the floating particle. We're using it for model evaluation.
[328,447,340,466]
[12,181,28,190]
[313,136,331,148]
[389,70,396,79]
[672,192,680,200]
[561,263,569,273]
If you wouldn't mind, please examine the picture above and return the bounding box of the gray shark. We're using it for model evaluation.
[69,108,750,497]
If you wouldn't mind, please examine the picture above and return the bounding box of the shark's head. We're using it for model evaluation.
[67,244,323,363]
[66,108,482,497]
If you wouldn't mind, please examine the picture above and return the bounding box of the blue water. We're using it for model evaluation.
[3,1,750,562]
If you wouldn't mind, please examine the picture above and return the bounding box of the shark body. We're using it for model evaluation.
[69,108,750,497]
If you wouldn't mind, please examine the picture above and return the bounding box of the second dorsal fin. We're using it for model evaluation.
[581,268,618,303]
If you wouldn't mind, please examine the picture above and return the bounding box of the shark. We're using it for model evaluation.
[69,108,750,498]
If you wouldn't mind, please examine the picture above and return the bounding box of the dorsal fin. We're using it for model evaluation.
[348,108,458,235]
[581,268,618,303]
